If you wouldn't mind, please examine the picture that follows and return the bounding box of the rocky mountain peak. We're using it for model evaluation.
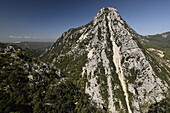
[41,7,170,113]
[93,7,124,27]
[95,7,118,18]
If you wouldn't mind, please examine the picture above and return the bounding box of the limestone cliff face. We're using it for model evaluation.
[42,7,170,113]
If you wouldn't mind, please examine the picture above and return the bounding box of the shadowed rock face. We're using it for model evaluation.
[42,7,170,113]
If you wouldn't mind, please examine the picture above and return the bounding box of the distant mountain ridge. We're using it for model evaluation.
[12,42,53,57]
[0,41,52,57]
[147,31,170,42]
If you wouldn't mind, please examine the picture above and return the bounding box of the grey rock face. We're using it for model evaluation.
[42,7,170,113]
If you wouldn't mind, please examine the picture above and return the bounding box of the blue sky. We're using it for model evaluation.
[0,0,170,42]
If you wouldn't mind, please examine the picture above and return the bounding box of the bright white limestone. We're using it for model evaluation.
[87,48,94,59]
[108,13,132,113]
[83,9,118,110]
[112,40,132,113]
[85,76,103,106]
[147,48,164,58]
[78,33,88,41]
[84,42,104,107]
[28,75,33,80]
[162,34,168,38]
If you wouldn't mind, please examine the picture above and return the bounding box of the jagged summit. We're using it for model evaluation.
[41,7,170,113]
[93,7,124,26]
[95,7,118,17]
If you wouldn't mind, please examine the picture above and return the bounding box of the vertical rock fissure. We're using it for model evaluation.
[107,14,132,113]
[112,41,132,113]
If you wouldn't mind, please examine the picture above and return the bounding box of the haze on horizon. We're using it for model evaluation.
[0,0,170,42]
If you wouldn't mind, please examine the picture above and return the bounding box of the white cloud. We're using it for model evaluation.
[8,35,55,42]
[9,35,41,39]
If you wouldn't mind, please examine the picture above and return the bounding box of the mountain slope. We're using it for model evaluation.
[41,7,170,113]
[0,46,102,113]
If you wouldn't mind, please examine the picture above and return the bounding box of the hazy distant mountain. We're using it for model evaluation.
[41,7,170,113]
[0,41,52,57]
[12,42,53,57]
[147,32,170,42]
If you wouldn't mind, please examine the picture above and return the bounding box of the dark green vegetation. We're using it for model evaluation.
[0,46,103,113]
[12,42,53,57]
[0,42,7,49]
[148,96,170,113]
